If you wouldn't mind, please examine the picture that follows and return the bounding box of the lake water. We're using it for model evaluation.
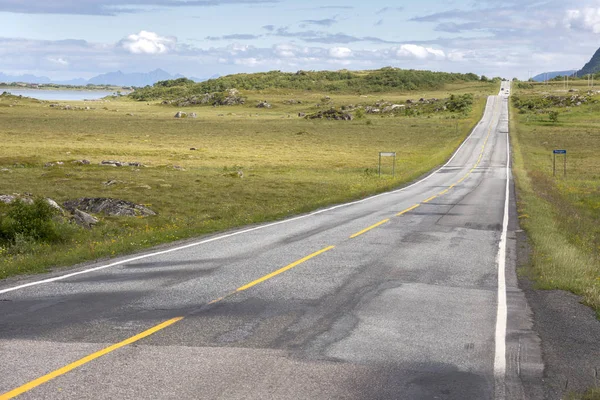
[0,88,121,101]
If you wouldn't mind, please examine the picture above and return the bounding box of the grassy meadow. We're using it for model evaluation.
[511,80,600,316]
[0,81,495,278]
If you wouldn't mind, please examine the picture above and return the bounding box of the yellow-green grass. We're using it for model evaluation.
[0,83,495,278]
[511,80,600,316]
[569,388,600,400]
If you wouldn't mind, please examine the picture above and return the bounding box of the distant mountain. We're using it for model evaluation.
[531,71,575,82]
[0,72,51,84]
[0,69,209,87]
[578,47,600,76]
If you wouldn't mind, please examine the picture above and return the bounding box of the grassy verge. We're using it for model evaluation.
[510,80,600,317]
[0,83,495,278]
[569,388,600,400]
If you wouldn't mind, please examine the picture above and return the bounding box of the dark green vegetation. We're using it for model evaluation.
[511,80,600,316]
[0,75,496,278]
[130,68,490,101]
[579,47,600,76]
[0,199,77,258]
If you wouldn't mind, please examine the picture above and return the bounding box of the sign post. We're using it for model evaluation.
[553,150,567,177]
[379,152,397,177]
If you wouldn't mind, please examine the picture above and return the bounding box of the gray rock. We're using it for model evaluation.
[298,112,306,117]
[189,112,197,118]
[45,198,64,213]
[72,159,91,165]
[63,198,156,217]
[257,101,272,109]
[73,209,98,228]
[174,111,187,118]
[0,195,16,204]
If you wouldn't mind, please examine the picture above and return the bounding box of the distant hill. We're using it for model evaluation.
[578,47,600,76]
[531,71,575,82]
[0,72,52,84]
[129,68,486,101]
[0,69,211,87]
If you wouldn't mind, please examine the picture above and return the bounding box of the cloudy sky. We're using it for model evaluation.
[1,0,599,80]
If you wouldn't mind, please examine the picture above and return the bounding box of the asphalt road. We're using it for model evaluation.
[0,82,544,399]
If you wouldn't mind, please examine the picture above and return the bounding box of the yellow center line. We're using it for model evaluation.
[422,195,437,203]
[0,317,184,400]
[3,245,337,399]
[396,204,420,216]
[349,219,390,239]
[236,245,335,291]
[438,189,449,196]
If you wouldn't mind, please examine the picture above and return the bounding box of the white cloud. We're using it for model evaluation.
[48,56,69,66]
[274,44,296,58]
[119,31,176,55]
[329,47,352,58]
[396,44,445,60]
[565,8,600,33]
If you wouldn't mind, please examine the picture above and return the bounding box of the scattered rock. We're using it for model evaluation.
[173,165,186,171]
[100,160,143,167]
[72,159,91,165]
[189,112,197,118]
[126,113,134,116]
[137,184,152,190]
[406,99,414,104]
[224,170,244,178]
[284,99,302,105]
[0,194,33,205]
[0,168,10,173]
[0,195,16,204]
[174,111,187,118]
[64,105,72,110]
[305,109,353,121]
[63,198,156,217]
[190,147,197,151]
[257,101,272,109]
[45,198,64,213]
[49,104,60,108]
[103,180,121,186]
[298,112,306,117]
[382,104,405,113]
[72,209,98,229]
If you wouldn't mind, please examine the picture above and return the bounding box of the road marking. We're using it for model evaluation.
[349,219,390,239]
[494,97,510,400]
[1,244,338,398]
[438,189,449,196]
[396,204,420,216]
[422,195,437,203]
[236,246,335,292]
[0,317,184,400]
[0,106,490,295]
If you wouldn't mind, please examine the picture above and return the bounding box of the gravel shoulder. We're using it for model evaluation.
[516,230,600,399]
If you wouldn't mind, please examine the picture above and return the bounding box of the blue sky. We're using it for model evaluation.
[1,0,599,80]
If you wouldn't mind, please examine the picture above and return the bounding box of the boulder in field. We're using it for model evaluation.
[73,209,98,229]
[63,198,156,217]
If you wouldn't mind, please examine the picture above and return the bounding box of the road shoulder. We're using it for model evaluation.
[517,229,600,399]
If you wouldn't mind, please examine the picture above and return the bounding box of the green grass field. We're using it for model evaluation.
[511,80,600,317]
[0,82,495,278]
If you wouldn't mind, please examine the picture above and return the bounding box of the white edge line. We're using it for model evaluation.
[494,86,509,400]
[0,97,497,295]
